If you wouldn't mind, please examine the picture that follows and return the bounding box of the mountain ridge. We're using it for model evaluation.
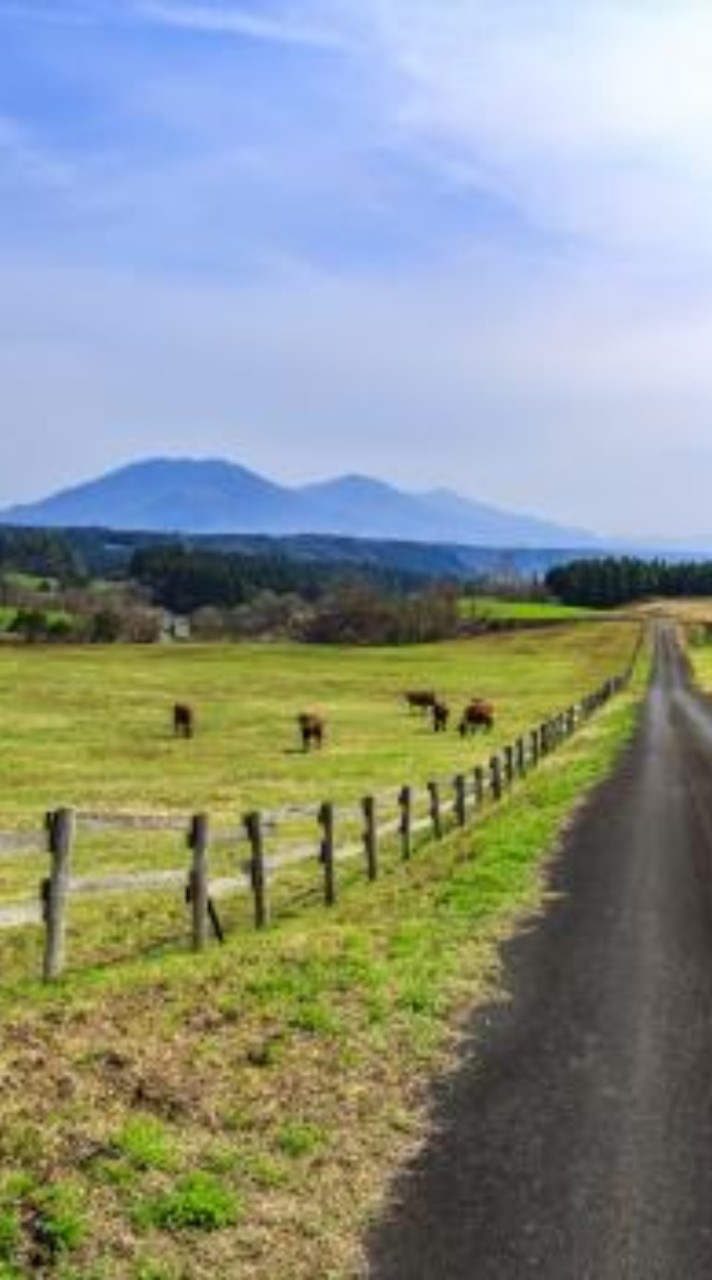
[0,456,597,549]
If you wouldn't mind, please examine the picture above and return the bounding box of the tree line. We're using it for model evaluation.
[546,556,712,607]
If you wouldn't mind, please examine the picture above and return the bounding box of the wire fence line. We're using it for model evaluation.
[0,629,645,981]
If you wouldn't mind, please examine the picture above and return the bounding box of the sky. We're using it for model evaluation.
[3,1,712,537]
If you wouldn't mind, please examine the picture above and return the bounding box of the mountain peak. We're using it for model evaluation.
[0,457,597,548]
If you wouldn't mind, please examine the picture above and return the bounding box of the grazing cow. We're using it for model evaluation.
[431,700,450,733]
[173,702,195,739]
[459,699,495,736]
[298,712,325,752]
[404,689,438,714]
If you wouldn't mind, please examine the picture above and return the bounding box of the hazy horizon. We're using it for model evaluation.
[3,2,712,539]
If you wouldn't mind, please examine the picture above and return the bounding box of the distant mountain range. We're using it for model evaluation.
[0,457,597,549]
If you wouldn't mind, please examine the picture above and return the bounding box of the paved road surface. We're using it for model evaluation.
[367,625,712,1279]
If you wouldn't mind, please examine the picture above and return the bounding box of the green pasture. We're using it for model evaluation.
[0,654,645,1280]
[461,595,600,621]
[0,623,637,830]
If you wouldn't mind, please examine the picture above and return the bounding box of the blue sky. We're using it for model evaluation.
[3,1,712,537]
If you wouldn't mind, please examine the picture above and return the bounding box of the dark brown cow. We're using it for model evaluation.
[431,700,450,732]
[173,702,195,738]
[459,699,495,735]
[297,712,325,751]
[404,689,438,713]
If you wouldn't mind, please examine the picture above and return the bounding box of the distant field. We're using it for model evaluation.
[630,597,712,622]
[461,596,600,622]
[0,624,637,831]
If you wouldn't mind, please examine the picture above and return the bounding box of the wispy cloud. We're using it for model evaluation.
[350,0,712,262]
[135,1,348,49]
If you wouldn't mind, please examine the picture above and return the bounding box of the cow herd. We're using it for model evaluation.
[171,688,494,753]
[404,689,495,736]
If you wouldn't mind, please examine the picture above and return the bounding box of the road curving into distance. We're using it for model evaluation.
[367,623,712,1280]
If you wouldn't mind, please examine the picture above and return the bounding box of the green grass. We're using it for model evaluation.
[687,633,712,679]
[0,625,639,978]
[0,628,647,1278]
[461,595,600,622]
[0,624,635,830]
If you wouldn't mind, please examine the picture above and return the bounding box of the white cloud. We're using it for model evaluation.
[339,0,712,261]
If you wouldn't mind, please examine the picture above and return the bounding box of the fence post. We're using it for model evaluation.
[318,802,336,906]
[454,775,467,827]
[42,807,74,982]
[530,728,540,767]
[504,745,515,787]
[244,811,269,929]
[490,756,503,802]
[516,737,526,776]
[188,813,210,952]
[427,781,442,839]
[473,766,485,809]
[399,786,412,861]
[362,796,378,882]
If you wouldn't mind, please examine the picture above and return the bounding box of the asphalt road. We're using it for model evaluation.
[367,625,712,1280]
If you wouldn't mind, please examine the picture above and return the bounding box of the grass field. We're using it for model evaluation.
[460,596,600,622]
[0,623,636,830]
[0,624,645,1279]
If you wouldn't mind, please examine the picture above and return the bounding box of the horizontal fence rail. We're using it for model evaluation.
[0,629,645,981]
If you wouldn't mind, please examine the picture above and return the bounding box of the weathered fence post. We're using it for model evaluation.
[362,796,378,882]
[530,728,540,768]
[399,786,413,861]
[42,807,74,982]
[318,802,336,906]
[454,774,467,828]
[516,737,526,776]
[188,813,210,952]
[473,766,485,809]
[504,745,515,786]
[428,781,442,839]
[567,706,576,736]
[244,810,269,929]
[490,756,503,802]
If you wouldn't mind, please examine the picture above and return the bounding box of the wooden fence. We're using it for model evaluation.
[0,634,644,981]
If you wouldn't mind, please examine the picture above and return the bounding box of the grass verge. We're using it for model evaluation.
[0,663,645,1279]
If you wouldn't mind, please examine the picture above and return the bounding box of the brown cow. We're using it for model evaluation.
[297,712,325,752]
[404,689,438,714]
[173,702,195,738]
[459,699,495,735]
[431,700,450,732]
